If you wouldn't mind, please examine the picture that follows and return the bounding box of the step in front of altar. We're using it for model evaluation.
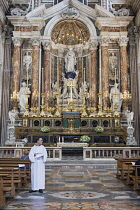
[57,143,88,147]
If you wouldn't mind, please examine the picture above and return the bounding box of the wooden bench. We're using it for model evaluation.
[127,165,140,189]
[0,159,31,180]
[0,174,13,208]
[115,158,139,178]
[0,158,31,208]
[115,158,140,190]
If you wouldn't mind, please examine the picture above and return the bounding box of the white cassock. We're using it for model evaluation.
[29,145,47,190]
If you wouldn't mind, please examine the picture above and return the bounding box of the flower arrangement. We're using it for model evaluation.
[80,135,90,143]
[95,126,104,133]
[41,126,50,133]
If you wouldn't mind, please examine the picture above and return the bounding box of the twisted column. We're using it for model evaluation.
[31,38,40,107]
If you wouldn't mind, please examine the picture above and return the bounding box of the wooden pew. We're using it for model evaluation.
[0,159,31,181]
[0,167,22,189]
[0,174,12,208]
[115,158,139,178]
[115,158,140,190]
[128,165,140,189]
[0,159,31,208]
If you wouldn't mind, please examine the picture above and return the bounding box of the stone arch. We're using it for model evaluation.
[44,14,97,39]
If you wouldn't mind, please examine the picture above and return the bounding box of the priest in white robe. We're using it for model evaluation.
[29,137,47,193]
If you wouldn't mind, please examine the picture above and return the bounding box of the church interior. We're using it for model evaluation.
[0,0,140,209]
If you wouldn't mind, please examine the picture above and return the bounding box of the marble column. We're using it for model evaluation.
[78,57,82,86]
[42,41,51,106]
[12,37,22,108]
[101,38,109,109]
[90,42,98,108]
[31,38,40,107]
[58,58,63,86]
[118,37,129,110]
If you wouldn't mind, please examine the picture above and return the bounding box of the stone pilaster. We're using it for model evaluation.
[90,41,98,108]
[31,38,40,107]
[101,38,109,109]
[42,40,51,106]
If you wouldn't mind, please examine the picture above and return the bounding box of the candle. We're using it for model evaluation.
[42,68,44,93]
[26,67,28,91]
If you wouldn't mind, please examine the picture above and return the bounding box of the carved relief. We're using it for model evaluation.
[61,8,79,19]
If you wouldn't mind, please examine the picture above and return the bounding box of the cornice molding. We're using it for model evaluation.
[96,16,134,30]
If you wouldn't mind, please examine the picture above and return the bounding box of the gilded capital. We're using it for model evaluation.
[12,37,22,46]
[118,37,129,46]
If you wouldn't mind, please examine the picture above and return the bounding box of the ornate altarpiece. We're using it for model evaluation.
[7,2,135,144]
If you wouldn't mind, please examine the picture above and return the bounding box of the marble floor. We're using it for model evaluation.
[3,158,140,210]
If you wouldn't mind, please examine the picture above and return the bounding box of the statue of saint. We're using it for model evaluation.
[23,52,32,68]
[110,83,122,111]
[9,108,18,125]
[19,82,30,112]
[65,48,76,73]
[125,110,134,127]
[109,52,117,70]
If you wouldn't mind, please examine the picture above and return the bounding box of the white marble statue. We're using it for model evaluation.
[80,81,88,96]
[52,81,61,95]
[65,48,76,73]
[23,52,32,68]
[109,52,117,71]
[125,110,134,127]
[110,83,122,111]
[126,126,137,145]
[19,82,30,112]
[9,108,18,125]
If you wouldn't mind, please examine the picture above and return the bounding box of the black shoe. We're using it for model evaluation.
[29,190,37,193]
[39,189,43,193]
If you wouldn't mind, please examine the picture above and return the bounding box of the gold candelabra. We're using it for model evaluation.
[97,104,103,117]
[11,90,19,100]
[40,93,46,117]
[104,107,112,117]
[30,107,39,117]
[113,104,120,117]
[88,107,96,117]
[122,90,131,101]
[23,92,30,117]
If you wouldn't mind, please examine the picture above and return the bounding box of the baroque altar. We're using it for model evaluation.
[6,1,137,146]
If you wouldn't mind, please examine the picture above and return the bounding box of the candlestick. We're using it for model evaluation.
[26,67,28,90]
[84,68,86,82]
[42,68,44,93]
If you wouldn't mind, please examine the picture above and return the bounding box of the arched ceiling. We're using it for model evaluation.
[51,19,90,45]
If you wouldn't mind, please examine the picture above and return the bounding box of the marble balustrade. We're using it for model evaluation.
[83,147,140,159]
[0,147,62,160]
[0,147,140,160]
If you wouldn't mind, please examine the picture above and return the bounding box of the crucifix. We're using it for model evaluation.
[67,79,76,102]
